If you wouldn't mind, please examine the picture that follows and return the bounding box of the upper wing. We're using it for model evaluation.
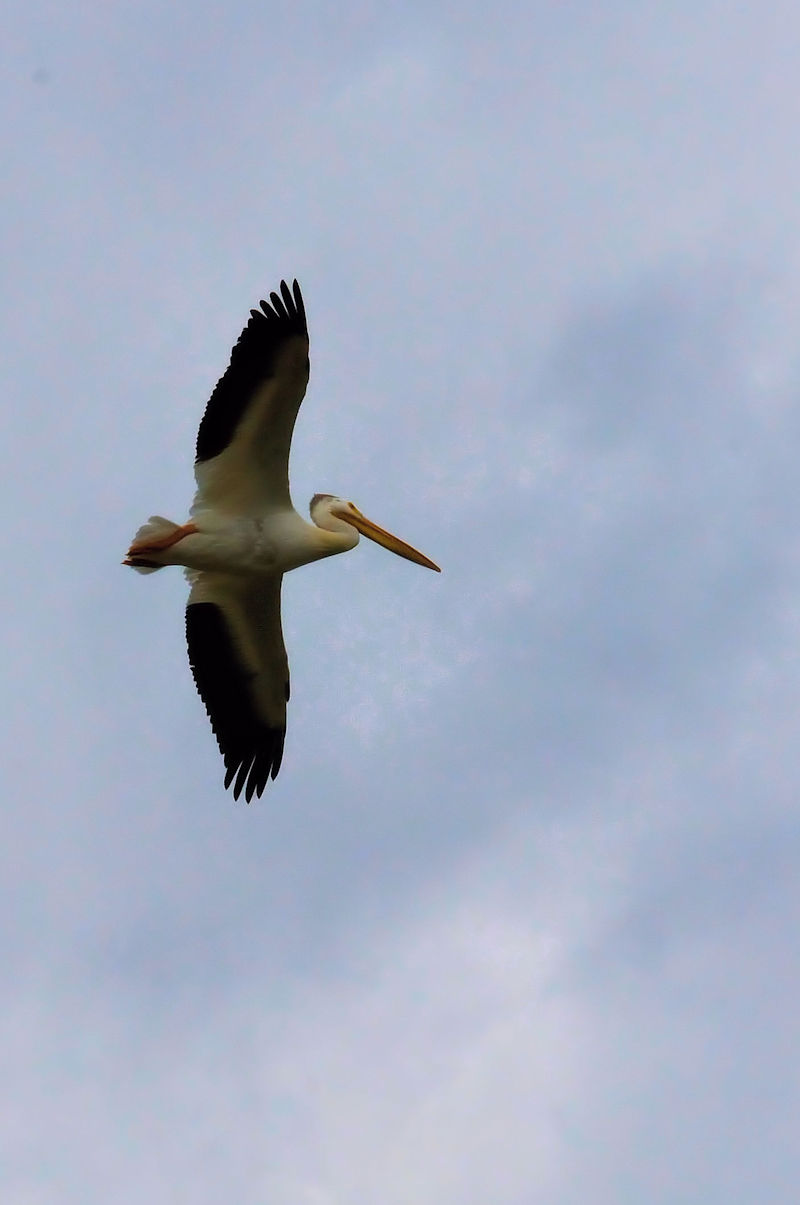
[186,572,289,802]
[193,279,309,517]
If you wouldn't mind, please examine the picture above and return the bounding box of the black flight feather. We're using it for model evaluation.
[186,601,286,802]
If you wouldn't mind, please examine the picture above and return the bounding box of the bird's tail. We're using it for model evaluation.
[123,515,182,574]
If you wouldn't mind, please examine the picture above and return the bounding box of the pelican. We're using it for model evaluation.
[125,280,440,802]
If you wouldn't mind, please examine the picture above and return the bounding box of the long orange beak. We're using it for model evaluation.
[333,505,441,572]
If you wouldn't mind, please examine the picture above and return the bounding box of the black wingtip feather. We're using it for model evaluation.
[269,289,288,320]
[187,602,286,803]
[291,280,305,325]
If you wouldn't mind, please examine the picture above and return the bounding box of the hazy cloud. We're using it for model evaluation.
[3,1,800,1201]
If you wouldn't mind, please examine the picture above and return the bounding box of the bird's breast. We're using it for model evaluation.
[183,511,323,576]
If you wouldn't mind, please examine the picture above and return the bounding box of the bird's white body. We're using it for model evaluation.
[125,280,439,801]
[147,506,358,578]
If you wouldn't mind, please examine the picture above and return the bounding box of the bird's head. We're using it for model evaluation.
[309,494,440,571]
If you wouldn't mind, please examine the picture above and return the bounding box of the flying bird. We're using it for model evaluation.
[125,280,440,802]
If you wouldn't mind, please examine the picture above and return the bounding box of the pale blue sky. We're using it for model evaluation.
[3,2,800,1202]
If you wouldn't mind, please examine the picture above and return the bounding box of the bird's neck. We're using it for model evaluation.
[313,524,359,558]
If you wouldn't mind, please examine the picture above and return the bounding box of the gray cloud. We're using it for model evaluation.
[3,1,800,1201]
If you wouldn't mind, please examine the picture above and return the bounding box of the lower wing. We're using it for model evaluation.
[186,573,289,801]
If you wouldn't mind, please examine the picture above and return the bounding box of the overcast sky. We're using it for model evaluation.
[3,2,800,1202]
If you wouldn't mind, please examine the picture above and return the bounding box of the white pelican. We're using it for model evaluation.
[125,280,440,802]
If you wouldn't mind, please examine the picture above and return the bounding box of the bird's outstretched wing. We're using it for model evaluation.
[193,279,309,517]
[186,573,289,801]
